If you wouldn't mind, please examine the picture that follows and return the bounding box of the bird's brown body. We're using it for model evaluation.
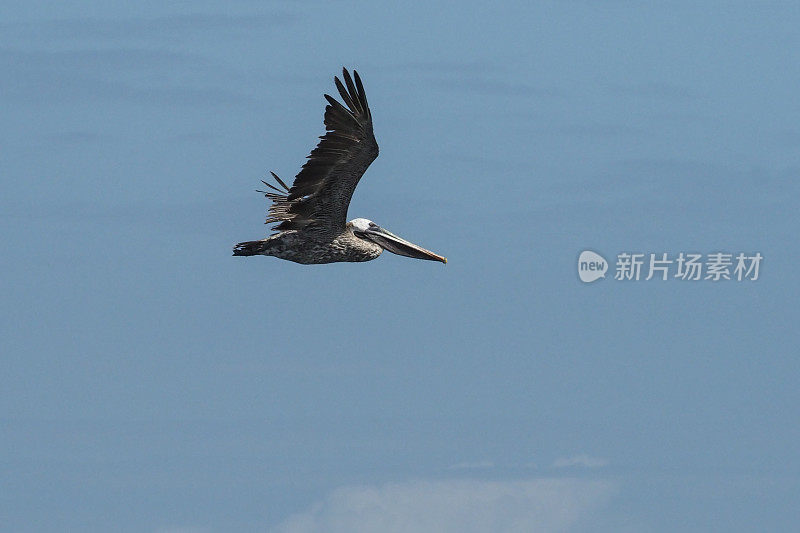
[233,224,382,265]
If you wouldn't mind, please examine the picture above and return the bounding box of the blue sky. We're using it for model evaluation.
[1,1,798,531]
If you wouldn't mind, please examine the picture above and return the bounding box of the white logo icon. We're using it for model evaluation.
[578,250,608,283]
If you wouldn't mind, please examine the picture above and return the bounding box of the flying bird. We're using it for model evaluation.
[233,68,446,265]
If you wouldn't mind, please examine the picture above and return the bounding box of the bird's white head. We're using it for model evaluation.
[350,217,447,264]
[350,218,374,232]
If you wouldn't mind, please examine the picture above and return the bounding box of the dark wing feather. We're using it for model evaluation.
[263,68,378,236]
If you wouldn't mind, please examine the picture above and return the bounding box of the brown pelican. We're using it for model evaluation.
[233,68,446,265]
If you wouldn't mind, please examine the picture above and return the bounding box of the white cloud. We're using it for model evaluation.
[272,478,615,533]
[552,454,609,469]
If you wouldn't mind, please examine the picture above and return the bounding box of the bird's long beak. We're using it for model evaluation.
[360,225,447,264]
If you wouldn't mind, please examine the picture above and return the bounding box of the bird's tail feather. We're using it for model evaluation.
[233,240,268,256]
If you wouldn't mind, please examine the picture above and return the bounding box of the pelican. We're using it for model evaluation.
[233,68,446,265]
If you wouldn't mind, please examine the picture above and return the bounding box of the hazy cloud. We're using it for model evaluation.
[153,528,210,533]
[0,47,248,105]
[612,81,700,101]
[391,60,501,75]
[552,454,609,469]
[432,77,565,99]
[447,460,495,470]
[0,12,300,42]
[273,478,615,533]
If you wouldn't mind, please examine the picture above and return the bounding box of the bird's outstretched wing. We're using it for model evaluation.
[261,68,379,237]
